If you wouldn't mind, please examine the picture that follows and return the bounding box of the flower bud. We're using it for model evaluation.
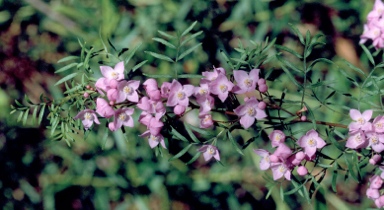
[269,155,279,163]
[258,101,267,110]
[258,84,268,93]
[300,115,307,121]
[83,92,89,98]
[86,85,91,89]
[295,151,305,161]
[257,78,266,85]
[297,166,308,176]
[370,154,382,165]
[109,101,115,106]
[109,79,118,89]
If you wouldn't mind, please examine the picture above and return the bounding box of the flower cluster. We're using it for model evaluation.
[254,129,326,180]
[345,109,384,152]
[361,0,384,49]
[74,62,268,158]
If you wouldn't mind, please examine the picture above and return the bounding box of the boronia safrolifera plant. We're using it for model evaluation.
[10,2,384,207]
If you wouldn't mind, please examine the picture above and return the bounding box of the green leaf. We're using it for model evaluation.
[331,164,338,192]
[275,44,303,59]
[145,51,174,62]
[22,109,29,125]
[152,37,176,49]
[186,152,201,165]
[220,50,234,69]
[38,104,46,125]
[169,144,193,161]
[107,38,116,51]
[32,106,38,125]
[158,30,176,39]
[307,58,333,72]
[177,43,202,61]
[344,153,359,182]
[305,30,311,47]
[288,23,305,45]
[344,59,365,76]
[186,124,215,137]
[184,123,199,143]
[124,43,142,65]
[279,185,285,201]
[131,60,148,72]
[55,63,78,74]
[280,65,303,89]
[142,73,173,79]
[276,55,302,73]
[171,126,188,142]
[361,44,375,66]
[227,131,244,155]
[180,31,203,47]
[54,72,78,86]
[181,21,197,37]
[178,74,203,79]
[58,56,79,63]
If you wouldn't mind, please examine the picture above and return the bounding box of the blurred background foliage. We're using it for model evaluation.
[0,0,379,209]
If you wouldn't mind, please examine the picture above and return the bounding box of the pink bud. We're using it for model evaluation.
[269,155,279,163]
[257,78,266,85]
[370,155,382,165]
[297,166,308,176]
[258,101,267,110]
[258,84,268,93]
[109,101,115,106]
[300,115,307,121]
[108,122,117,131]
[83,92,89,98]
[86,85,91,89]
[295,151,305,161]
[174,105,186,115]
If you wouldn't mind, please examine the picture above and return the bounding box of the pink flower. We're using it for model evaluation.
[194,81,210,100]
[166,80,194,107]
[198,145,220,161]
[140,130,167,149]
[271,162,291,180]
[373,115,384,133]
[196,95,214,115]
[254,149,271,170]
[74,109,100,130]
[272,143,292,161]
[160,82,172,98]
[269,130,286,147]
[367,188,380,199]
[199,114,214,128]
[115,80,140,103]
[112,108,134,129]
[96,98,115,118]
[139,114,164,136]
[368,0,384,20]
[143,79,161,101]
[100,61,125,81]
[297,129,326,157]
[232,69,259,94]
[137,97,165,121]
[345,129,368,149]
[348,109,373,132]
[202,67,225,81]
[375,196,384,208]
[209,74,234,102]
[366,131,384,152]
[234,97,267,129]
[370,175,383,189]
